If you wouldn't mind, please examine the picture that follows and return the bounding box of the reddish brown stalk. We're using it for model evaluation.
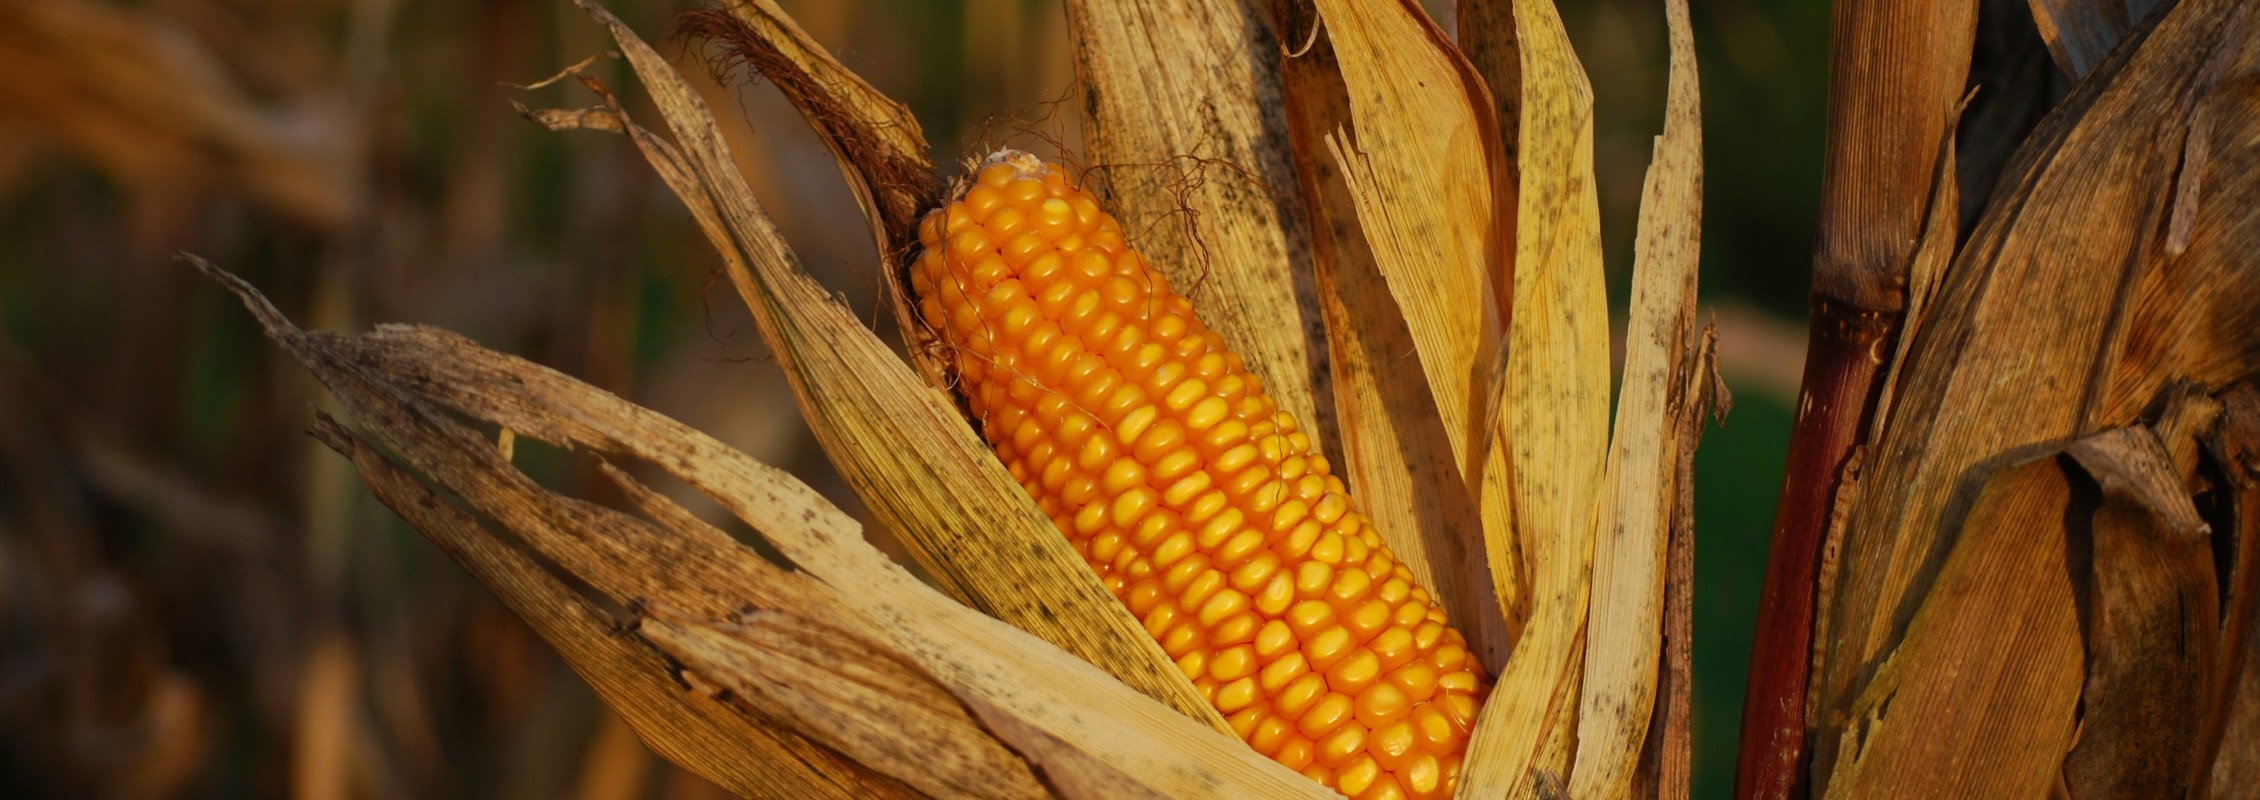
[1733,1,1977,797]
[1735,305,1895,800]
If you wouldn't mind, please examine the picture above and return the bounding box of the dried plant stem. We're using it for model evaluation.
[1735,304,1895,799]
[1735,0,1976,796]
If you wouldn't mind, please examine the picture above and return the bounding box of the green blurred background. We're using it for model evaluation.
[0,0,1819,796]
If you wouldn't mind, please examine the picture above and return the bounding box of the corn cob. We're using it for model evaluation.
[912,151,1488,800]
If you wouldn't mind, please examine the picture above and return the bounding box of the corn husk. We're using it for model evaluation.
[191,255,1327,798]
[1060,0,1332,459]
[1453,0,1617,793]
[547,0,1222,731]
[1267,0,1518,677]
[1568,0,1704,794]
[197,0,1723,797]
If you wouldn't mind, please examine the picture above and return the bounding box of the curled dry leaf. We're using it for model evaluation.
[1813,0,2260,785]
[1268,0,1512,675]
[190,256,1329,799]
[552,0,1220,729]
[2060,390,2220,798]
[1818,411,2236,798]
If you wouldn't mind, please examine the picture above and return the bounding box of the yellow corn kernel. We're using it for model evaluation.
[914,151,1487,800]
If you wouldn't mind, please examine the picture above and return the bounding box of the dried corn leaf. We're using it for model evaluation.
[1456,0,1614,793]
[2060,390,2220,798]
[194,264,906,797]
[195,258,1331,799]
[1303,0,1514,492]
[1828,407,2235,797]
[1267,0,1512,670]
[1820,429,2197,798]
[634,608,1048,800]
[1814,0,2260,771]
[1062,0,1332,457]
[1570,0,1703,793]
[555,0,1219,729]
[675,0,946,385]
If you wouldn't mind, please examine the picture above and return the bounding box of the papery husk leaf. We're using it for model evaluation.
[1456,0,1613,794]
[1813,0,2260,784]
[1301,0,1514,494]
[1267,0,1513,671]
[1061,0,1333,460]
[1569,0,1703,792]
[191,260,912,799]
[323,429,921,800]
[559,0,1222,729]
[195,258,1329,799]
[674,0,947,386]
[2028,0,2165,78]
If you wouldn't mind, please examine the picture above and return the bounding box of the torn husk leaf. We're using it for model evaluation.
[559,0,1222,730]
[675,0,949,387]
[1301,0,1512,498]
[1819,420,2221,798]
[193,255,1331,798]
[1268,0,1514,674]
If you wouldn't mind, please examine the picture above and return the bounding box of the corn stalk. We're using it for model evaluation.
[1741,0,2260,796]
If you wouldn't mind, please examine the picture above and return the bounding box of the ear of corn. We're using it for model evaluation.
[912,151,1490,800]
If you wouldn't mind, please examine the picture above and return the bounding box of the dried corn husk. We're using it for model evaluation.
[199,0,1725,797]
[191,256,1327,798]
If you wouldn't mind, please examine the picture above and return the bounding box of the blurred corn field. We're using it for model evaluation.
[4,0,1831,797]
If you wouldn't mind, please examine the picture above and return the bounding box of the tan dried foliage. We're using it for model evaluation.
[1806,0,2260,794]
[190,254,1328,799]
[535,0,1223,730]
[1267,0,1516,677]
[197,0,1727,796]
[1570,0,1703,794]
